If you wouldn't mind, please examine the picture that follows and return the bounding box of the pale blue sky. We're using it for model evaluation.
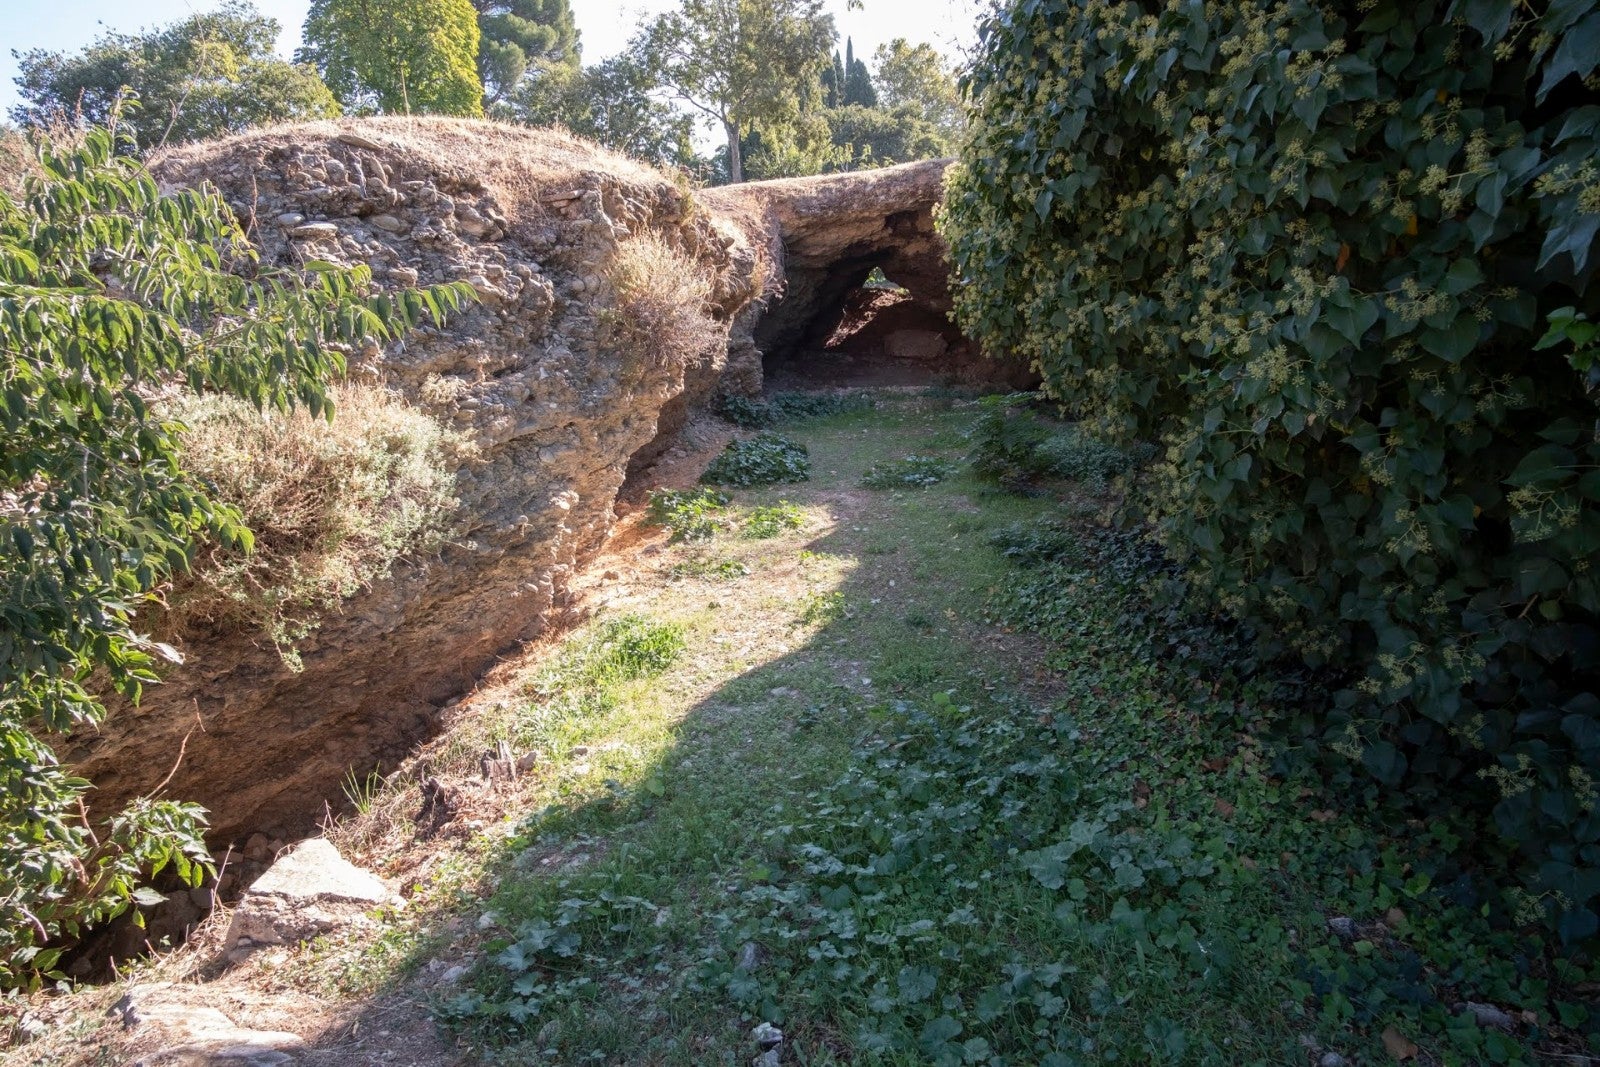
[0,0,980,120]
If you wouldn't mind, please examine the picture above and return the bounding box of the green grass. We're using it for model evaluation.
[743,501,806,539]
[860,454,958,489]
[645,487,730,543]
[309,396,1596,1066]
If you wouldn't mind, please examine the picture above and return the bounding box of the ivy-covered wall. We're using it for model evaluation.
[939,0,1600,938]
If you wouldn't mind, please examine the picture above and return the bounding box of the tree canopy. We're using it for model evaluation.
[634,0,835,183]
[873,38,963,144]
[473,0,580,108]
[8,0,339,148]
[300,0,485,116]
[517,54,696,169]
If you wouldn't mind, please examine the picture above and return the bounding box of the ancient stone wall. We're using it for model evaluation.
[68,120,983,847]
[70,119,762,842]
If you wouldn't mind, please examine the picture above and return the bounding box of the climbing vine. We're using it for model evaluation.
[939,0,1600,939]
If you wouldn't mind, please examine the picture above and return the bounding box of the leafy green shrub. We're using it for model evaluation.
[165,384,467,666]
[987,520,1079,569]
[861,455,957,489]
[941,0,1600,938]
[771,391,874,422]
[0,129,470,987]
[714,394,775,429]
[969,394,1133,490]
[645,487,730,543]
[700,434,810,488]
[714,391,875,428]
[743,501,806,539]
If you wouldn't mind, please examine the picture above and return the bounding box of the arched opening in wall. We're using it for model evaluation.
[763,267,969,388]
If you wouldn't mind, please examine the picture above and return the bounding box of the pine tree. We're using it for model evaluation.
[841,36,877,107]
[300,0,484,116]
[473,0,580,106]
[821,48,844,108]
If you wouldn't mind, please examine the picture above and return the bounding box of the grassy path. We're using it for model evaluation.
[72,392,1584,1067]
[327,395,1363,1065]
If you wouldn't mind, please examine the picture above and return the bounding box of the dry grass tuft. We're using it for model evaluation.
[0,120,86,199]
[606,231,725,372]
[148,117,679,231]
[161,381,472,665]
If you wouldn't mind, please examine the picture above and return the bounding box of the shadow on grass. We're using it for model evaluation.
[291,398,1592,1067]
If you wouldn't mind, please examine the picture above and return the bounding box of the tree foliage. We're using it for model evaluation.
[825,102,951,170]
[941,0,1600,939]
[473,0,580,107]
[822,37,880,109]
[634,0,836,182]
[8,0,339,149]
[873,38,964,144]
[0,129,472,986]
[519,55,696,169]
[301,0,484,117]
[841,37,878,108]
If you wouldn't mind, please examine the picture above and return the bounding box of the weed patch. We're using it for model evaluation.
[506,615,687,766]
[742,502,805,539]
[860,454,957,489]
[700,434,810,488]
[794,590,845,626]
[715,391,875,429]
[968,393,1135,491]
[666,556,750,581]
[553,615,687,689]
[646,487,730,543]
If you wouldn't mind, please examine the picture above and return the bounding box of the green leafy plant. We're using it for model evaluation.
[0,128,471,987]
[715,391,875,429]
[769,391,875,422]
[666,555,750,581]
[941,0,1600,940]
[861,454,957,489]
[713,393,774,428]
[700,433,810,488]
[968,394,1133,491]
[645,487,730,543]
[743,501,805,538]
[1538,307,1600,395]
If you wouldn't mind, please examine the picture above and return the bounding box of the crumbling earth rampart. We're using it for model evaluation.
[69,118,984,854]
